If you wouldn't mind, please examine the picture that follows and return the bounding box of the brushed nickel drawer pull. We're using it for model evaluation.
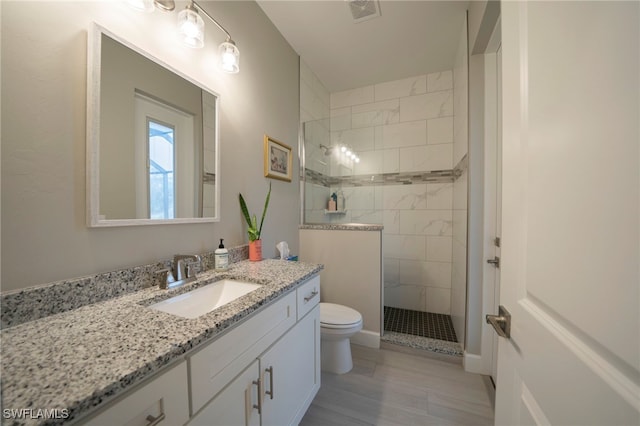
[265,366,274,400]
[304,290,318,303]
[145,413,165,426]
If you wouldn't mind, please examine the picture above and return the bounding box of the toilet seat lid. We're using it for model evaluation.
[320,303,362,326]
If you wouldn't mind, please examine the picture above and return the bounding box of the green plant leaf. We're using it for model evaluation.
[238,193,252,228]
[258,183,272,238]
[238,183,271,242]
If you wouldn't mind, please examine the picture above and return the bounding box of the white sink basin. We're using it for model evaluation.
[149,279,262,319]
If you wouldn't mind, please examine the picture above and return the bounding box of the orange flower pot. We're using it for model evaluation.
[249,240,262,261]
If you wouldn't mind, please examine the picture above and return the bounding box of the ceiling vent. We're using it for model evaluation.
[347,0,381,23]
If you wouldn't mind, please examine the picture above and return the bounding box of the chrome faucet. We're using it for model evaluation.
[174,254,201,281]
[155,254,201,289]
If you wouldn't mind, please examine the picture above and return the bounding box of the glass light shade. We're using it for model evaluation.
[128,0,155,12]
[355,157,361,163]
[178,7,204,48]
[219,41,240,73]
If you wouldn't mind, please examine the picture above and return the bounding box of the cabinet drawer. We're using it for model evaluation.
[83,361,189,426]
[296,275,320,320]
[190,292,296,414]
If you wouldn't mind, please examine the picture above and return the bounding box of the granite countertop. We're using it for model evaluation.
[0,259,323,425]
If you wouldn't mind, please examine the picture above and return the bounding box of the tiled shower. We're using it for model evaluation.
[300,17,468,350]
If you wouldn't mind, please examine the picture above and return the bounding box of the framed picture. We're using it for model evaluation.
[264,135,292,182]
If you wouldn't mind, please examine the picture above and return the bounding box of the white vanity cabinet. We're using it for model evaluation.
[189,275,320,426]
[78,275,320,426]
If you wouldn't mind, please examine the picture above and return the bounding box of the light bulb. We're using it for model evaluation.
[178,5,204,48]
[219,40,240,73]
[341,146,347,153]
[345,150,352,157]
[355,157,361,163]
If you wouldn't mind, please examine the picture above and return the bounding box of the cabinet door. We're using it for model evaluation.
[189,360,260,426]
[260,305,320,426]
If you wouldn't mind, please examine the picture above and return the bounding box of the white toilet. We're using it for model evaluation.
[320,302,363,374]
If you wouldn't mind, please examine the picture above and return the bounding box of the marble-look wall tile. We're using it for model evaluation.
[381,121,427,148]
[383,210,400,234]
[331,127,375,152]
[425,144,453,171]
[426,287,451,314]
[304,209,326,224]
[340,186,376,210]
[427,117,454,144]
[426,236,453,262]
[399,210,453,236]
[331,85,374,109]
[383,184,428,210]
[452,210,467,245]
[353,150,382,175]
[453,167,468,210]
[350,209,383,224]
[330,108,352,132]
[384,257,400,286]
[375,75,427,101]
[427,70,454,92]
[352,99,400,128]
[399,90,453,122]
[385,285,425,311]
[382,148,400,173]
[385,234,427,260]
[399,260,451,288]
[427,183,454,210]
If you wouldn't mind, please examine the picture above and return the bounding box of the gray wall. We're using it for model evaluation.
[1,1,300,291]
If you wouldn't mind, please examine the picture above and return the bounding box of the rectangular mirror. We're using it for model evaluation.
[87,24,220,227]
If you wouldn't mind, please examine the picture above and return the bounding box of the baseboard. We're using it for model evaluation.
[351,330,380,348]
[464,351,488,374]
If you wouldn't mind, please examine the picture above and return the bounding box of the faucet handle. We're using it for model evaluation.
[155,268,175,289]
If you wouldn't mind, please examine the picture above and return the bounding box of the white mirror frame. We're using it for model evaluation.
[86,23,221,227]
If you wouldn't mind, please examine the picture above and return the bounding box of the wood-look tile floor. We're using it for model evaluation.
[300,344,495,426]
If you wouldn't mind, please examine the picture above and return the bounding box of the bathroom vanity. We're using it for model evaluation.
[0,260,322,425]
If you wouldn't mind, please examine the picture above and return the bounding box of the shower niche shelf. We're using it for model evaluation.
[324,210,347,215]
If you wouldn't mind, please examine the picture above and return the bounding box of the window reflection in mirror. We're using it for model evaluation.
[87,25,220,226]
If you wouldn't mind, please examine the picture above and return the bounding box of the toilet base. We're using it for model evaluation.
[321,337,353,374]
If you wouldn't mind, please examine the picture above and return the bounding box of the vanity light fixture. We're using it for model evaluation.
[128,0,240,74]
[178,1,240,73]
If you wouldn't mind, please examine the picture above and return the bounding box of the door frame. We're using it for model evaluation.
[463,4,502,375]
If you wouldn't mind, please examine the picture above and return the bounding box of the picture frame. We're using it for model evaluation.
[264,135,292,182]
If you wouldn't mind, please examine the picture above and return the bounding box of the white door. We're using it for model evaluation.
[493,1,639,424]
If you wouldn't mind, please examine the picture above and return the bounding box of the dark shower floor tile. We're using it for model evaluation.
[384,306,458,343]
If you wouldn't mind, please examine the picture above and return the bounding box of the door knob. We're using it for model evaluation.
[487,256,500,268]
[486,305,511,338]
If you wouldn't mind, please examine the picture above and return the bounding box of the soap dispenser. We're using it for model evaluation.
[215,239,229,271]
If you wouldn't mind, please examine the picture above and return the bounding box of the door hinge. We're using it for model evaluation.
[494,237,501,247]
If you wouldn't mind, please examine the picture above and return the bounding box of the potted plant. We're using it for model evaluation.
[239,183,271,261]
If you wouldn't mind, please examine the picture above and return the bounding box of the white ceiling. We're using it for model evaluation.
[257,0,469,93]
